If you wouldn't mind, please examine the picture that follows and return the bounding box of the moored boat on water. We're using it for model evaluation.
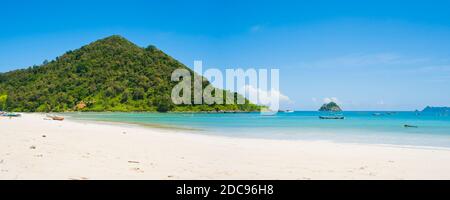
[404,124,418,128]
[319,116,345,120]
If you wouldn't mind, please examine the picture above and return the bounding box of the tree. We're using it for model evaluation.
[132,88,145,100]
[0,95,7,110]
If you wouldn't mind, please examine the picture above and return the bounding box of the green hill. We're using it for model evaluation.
[0,35,260,112]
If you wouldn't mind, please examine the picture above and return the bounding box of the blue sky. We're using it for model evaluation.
[1,0,450,110]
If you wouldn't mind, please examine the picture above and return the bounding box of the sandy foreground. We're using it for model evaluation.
[1,113,450,180]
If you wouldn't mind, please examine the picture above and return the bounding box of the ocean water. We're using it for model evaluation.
[64,111,450,148]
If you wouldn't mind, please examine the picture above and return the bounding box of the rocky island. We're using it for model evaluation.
[319,102,342,112]
[422,106,450,113]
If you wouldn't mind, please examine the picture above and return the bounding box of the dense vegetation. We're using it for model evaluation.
[0,35,261,112]
[318,102,342,112]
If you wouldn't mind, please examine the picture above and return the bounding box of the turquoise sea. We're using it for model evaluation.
[64,111,450,148]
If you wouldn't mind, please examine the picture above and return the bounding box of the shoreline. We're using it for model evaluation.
[1,113,450,179]
[63,113,450,151]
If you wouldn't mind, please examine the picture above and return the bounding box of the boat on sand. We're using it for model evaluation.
[46,115,65,121]
[1,112,21,117]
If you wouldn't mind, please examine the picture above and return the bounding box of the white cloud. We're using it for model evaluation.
[242,85,291,105]
[323,97,340,104]
[417,65,450,73]
[250,25,263,32]
[298,53,428,70]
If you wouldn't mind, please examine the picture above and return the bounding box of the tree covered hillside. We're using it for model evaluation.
[0,35,260,112]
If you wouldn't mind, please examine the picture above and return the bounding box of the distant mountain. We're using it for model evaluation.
[422,106,450,113]
[319,102,342,112]
[0,35,260,112]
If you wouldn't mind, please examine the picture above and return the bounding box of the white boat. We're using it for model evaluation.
[285,110,295,113]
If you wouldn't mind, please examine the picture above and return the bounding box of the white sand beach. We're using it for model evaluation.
[1,113,450,180]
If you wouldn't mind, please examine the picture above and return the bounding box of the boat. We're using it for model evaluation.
[51,116,65,121]
[404,124,418,128]
[47,115,65,121]
[319,116,345,120]
[1,113,21,117]
[284,110,294,113]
